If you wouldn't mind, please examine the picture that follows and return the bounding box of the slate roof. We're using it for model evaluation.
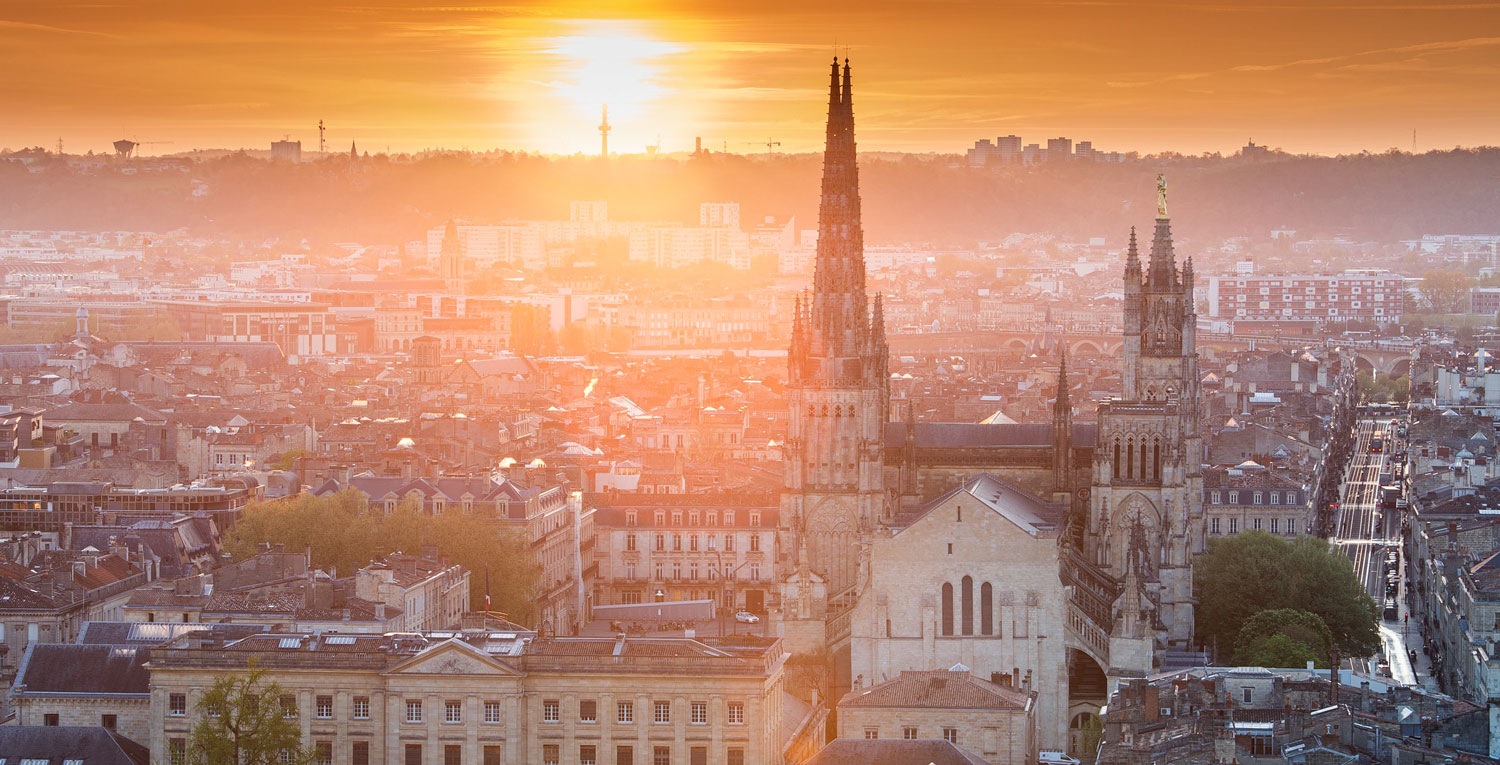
[44,400,167,423]
[839,670,1032,710]
[76,621,268,646]
[806,739,991,765]
[901,473,1064,537]
[883,422,1097,449]
[13,643,151,695]
[0,726,149,765]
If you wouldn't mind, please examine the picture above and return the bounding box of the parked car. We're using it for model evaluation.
[734,610,760,624]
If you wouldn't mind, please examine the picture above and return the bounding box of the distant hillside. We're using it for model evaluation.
[0,148,1496,248]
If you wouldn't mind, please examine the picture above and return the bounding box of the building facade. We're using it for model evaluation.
[1204,269,1406,326]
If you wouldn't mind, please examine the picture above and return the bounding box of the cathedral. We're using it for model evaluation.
[778,59,1204,752]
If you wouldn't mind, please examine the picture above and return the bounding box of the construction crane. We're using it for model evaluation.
[744,138,781,155]
[319,119,326,155]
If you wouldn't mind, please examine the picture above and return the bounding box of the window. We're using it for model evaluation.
[654,747,671,765]
[749,534,760,552]
[353,696,370,720]
[316,695,333,719]
[43,713,58,726]
[1211,491,1221,504]
[1211,518,1220,535]
[544,745,560,765]
[169,738,187,765]
[446,699,462,723]
[101,714,117,730]
[961,576,974,636]
[484,747,501,765]
[724,535,734,552]
[655,534,665,551]
[618,700,635,723]
[903,726,918,740]
[1253,492,1263,504]
[727,750,744,765]
[445,745,461,765]
[943,727,959,744]
[690,747,707,765]
[543,699,560,722]
[281,694,297,719]
[352,742,370,765]
[691,701,707,724]
[627,533,637,551]
[316,742,333,765]
[618,745,635,765]
[941,582,954,636]
[654,700,671,724]
[981,582,993,635]
[673,533,682,551]
[864,727,879,739]
[1253,517,1262,531]
[1229,517,1239,534]
[484,700,502,723]
[405,745,422,765]
[689,535,698,552]
[1243,687,1253,703]
[581,745,598,765]
[749,564,760,582]
[168,692,187,716]
[1269,492,1281,505]
[1229,491,1239,504]
[406,699,423,723]
[727,702,744,725]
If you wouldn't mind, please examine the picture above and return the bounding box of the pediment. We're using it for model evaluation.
[383,638,521,677]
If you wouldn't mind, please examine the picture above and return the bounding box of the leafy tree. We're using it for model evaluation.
[267,449,311,472]
[1237,633,1320,670]
[1232,608,1333,666]
[222,490,541,624]
[186,663,311,765]
[1196,531,1378,658]
[1419,269,1474,313]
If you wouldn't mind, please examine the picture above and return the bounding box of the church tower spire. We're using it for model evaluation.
[781,57,888,601]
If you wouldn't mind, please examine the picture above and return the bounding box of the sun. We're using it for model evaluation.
[546,22,680,122]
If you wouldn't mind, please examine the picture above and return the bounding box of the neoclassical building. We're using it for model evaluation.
[147,629,787,765]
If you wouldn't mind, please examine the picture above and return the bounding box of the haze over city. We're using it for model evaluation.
[5,0,1500,155]
[2,2,1500,765]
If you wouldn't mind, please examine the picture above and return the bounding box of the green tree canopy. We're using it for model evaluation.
[222,490,541,624]
[1232,608,1334,667]
[1420,269,1474,313]
[1195,531,1379,659]
[186,663,310,765]
[1236,633,1321,670]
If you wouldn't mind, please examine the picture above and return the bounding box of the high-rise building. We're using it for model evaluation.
[782,58,889,596]
[438,219,465,293]
[1205,269,1406,326]
[1046,137,1073,162]
[699,202,741,229]
[569,200,608,224]
[269,139,301,163]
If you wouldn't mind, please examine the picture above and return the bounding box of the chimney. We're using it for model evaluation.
[375,603,387,621]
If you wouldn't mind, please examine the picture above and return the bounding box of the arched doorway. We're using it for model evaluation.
[1067,648,1107,762]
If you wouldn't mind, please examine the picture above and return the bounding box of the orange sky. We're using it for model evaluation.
[3,0,1499,156]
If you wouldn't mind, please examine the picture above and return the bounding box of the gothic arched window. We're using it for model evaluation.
[1139,439,1148,480]
[1113,439,1121,479]
[1153,436,1162,480]
[1125,437,1134,478]
[941,583,954,636]
[980,582,993,635]
[961,576,974,636]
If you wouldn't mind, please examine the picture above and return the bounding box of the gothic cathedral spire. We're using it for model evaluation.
[781,58,889,601]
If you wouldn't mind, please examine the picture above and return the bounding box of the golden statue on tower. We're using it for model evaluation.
[1156,173,1168,218]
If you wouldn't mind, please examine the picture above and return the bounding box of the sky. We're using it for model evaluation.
[3,0,1500,157]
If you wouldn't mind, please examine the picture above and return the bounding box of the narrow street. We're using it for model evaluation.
[1331,415,1427,687]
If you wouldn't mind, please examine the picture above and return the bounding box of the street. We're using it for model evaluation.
[1331,415,1424,686]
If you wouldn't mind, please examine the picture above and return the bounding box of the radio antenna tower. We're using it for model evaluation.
[598,105,611,157]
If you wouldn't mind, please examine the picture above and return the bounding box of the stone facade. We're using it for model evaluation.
[837,669,1036,764]
[848,475,1070,749]
[148,631,787,765]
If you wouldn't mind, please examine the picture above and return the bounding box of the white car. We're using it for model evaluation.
[734,610,760,624]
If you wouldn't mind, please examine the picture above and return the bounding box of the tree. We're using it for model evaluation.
[1237,633,1320,669]
[1232,608,1334,666]
[1419,269,1474,314]
[1196,531,1379,658]
[186,663,311,765]
[267,449,311,472]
